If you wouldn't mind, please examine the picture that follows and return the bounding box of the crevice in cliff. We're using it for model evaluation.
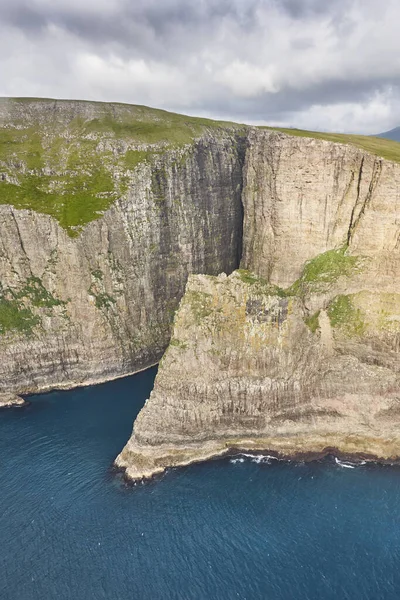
[235,132,249,269]
[10,209,33,277]
[347,157,364,246]
[347,158,383,246]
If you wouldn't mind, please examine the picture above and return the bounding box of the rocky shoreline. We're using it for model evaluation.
[0,361,159,411]
[115,435,400,483]
[0,394,29,409]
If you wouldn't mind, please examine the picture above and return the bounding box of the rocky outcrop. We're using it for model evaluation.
[117,131,400,480]
[0,393,27,409]
[0,99,244,396]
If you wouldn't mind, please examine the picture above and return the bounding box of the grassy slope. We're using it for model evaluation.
[1,98,400,236]
[265,126,400,164]
[0,98,243,236]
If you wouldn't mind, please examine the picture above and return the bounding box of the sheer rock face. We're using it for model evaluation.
[0,104,244,395]
[117,132,400,480]
[241,131,400,288]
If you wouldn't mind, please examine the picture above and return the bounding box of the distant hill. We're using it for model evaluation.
[375,127,400,142]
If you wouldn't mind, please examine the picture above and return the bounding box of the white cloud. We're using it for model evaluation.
[218,61,279,97]
[1,0,400,132]
[280,90,397,134]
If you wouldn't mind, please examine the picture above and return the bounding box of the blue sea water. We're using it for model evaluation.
[1,368,400,600]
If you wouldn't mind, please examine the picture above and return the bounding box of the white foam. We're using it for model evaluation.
[231,453,280,464]
[335,457,356,469]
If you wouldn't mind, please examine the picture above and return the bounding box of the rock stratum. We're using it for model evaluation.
[117,129,400,480]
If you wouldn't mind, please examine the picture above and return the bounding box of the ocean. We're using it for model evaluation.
[1,367,400,600]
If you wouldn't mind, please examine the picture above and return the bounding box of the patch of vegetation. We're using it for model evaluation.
[124,150,154,169]
[16,276,65,308]
[236,269,287,297]
[91,269,103,281]
[0,127,44,169]
[94,292,116,310]
[304,310,321,333]
[0,130,119,237]
[169,338,188,350]
[185,290,213,323]
[82,109,240,147]
[263,126,400,164]
[0,297,40,334]
[287,247,360,296]
[236,269,263,286]
[327,295,365,336]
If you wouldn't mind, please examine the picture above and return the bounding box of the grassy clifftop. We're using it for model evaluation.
[0,98,242,236]
[1,97,400,236]
[266,126,400,164]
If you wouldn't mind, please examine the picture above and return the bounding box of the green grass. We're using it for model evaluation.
[263,127,400,164]
[327,295,365,336]
[236,269,263,286]
[16,276,65,308]
[91,269,103,281]
[0,297,40,334]
[236,269,287,297]
[2,97,400,237]
[124,150,154,169]
[304,310,321,333]
[0,276,67,335]
[185,290,213,323]
[0,100,244,235]
[287,247,360,296]
[0,127,44,168]
[0,172,117,237]
[169,338,188,350]
[94,293,116,310]
[84,114,225,146]
[0,127,120,236]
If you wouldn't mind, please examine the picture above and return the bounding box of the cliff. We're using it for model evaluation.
[0,99,245,400]
[3,99,400,478]
[117,130,400,480]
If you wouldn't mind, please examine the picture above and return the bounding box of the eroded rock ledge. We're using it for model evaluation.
[0,394,27,409]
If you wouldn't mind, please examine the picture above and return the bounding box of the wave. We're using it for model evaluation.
[230,453,280,465]
[334,457,366,469]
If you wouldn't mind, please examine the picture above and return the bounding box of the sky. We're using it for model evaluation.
[1,0,400,133]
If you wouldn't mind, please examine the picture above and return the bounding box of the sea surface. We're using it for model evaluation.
[1,368,400,599]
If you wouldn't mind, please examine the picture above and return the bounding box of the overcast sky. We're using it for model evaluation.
[1,0,399,133]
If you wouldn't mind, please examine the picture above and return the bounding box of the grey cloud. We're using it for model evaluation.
[0,0,399,133]
[3,3,48,34]
[190,79,395,122]
[278,0,336,18]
